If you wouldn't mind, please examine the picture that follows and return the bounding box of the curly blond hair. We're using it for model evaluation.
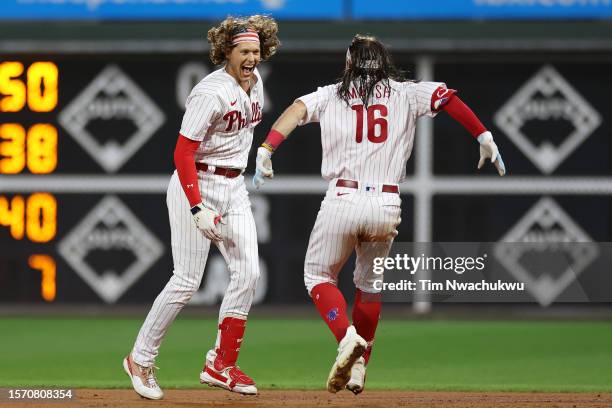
[207,15,280,65]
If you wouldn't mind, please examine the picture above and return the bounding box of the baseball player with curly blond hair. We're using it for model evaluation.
[123,15,280,399]
[254,34,505,394]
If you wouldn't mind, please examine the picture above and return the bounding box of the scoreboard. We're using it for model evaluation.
[1,53,611,306]
[1,61,60,301]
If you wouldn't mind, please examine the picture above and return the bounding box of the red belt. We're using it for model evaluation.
[196,163,242,178]
[336,179,399,194]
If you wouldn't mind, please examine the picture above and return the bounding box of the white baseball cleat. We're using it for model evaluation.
[346,356,366,394]
[199,349,258,395]
[327,325,367,393]
[123,355,164,400]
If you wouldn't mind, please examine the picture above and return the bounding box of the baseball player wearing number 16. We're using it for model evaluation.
[254,35,505,394]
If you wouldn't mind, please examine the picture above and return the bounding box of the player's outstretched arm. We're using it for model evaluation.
[440,93,506,176]
[253,100,308,189]
[269,100,308,136]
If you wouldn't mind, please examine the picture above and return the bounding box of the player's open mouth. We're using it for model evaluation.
[241,65,255,76]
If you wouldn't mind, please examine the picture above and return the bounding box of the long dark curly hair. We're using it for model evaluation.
[338,34,406,108]
[207,15,280,65]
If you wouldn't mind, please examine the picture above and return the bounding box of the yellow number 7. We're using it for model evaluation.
[29,254,56,302]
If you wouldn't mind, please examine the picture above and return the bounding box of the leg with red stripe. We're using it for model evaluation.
[347,289,381,394]
[199,317,257,395]
[311,283,367,393]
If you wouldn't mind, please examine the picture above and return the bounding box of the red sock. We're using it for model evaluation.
[311,283,350,343]
[214,317,246,369]
[352,290,381,365]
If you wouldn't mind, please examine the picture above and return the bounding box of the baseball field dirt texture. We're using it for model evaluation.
[1,317,611,407]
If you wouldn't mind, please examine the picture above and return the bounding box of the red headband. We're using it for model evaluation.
[232,29,260,45]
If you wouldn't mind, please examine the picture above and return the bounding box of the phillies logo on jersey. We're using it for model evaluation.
[223,102,263,131]
[251,101,263,124]
[223,110,248,131]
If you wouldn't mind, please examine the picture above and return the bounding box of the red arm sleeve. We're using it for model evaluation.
[174,134,202,207]
[441,95,487,138]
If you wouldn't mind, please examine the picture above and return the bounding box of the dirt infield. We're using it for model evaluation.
[3,389,612,408]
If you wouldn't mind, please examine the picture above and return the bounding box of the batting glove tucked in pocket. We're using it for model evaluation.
[191,203,222,241]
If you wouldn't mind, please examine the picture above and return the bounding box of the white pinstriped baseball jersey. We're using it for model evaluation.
[297,80,445,183]
[180,67,264,170]
[131,66,264,368]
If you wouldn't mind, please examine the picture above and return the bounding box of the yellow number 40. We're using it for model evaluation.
[0,193,57,242]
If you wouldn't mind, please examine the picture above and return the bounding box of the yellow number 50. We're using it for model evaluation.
[0,61,58,112]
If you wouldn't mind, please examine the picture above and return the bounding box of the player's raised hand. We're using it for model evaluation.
[253,146,274,189]
[191,203,222,241]
[477,131,506,176]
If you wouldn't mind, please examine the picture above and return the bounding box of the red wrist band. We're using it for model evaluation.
[263,129,286,151]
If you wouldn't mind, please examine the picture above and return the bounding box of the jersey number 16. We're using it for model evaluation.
[351,104,388,144]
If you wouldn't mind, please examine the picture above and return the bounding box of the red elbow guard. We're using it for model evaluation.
[431,86,457,112]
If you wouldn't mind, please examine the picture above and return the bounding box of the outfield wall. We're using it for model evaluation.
[1,46,610,307]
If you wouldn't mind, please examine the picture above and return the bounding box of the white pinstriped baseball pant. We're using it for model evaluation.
[132,170,260,367]
[304,179,402,295]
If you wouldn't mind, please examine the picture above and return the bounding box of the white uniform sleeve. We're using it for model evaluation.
[179,93,222,141]
[296,85,334,125]
[413,81,447,118]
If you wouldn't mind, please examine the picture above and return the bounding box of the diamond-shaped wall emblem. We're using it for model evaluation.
[58,196,164,303]
[494,65,601,174]
[494,197,599,306]
[59,65,165,172]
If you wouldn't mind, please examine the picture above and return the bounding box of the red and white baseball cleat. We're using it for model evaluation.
[199,349,258,395]
[346,356,366,394]
[327,325,367,393]
[122,354,164,400]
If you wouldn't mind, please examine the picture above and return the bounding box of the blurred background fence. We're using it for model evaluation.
[1,0,611,311]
